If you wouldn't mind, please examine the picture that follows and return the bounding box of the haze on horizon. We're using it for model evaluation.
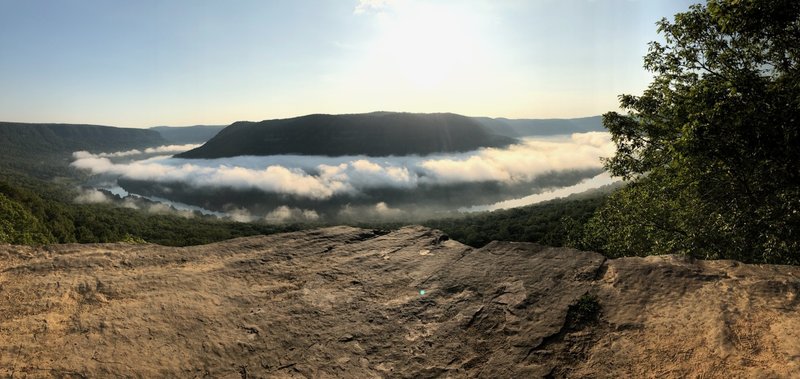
[0,0,697,128]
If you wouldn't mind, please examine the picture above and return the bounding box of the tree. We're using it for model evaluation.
[588,0,800,263]
[0,194,55,245]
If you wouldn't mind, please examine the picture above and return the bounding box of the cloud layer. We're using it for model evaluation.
[71,133,614,201]
[73,188,110,204]
[87,144,202,158]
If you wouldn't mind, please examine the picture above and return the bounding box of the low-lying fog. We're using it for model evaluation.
[70,133,617,222]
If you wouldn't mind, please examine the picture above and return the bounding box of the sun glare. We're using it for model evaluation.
[368,3,481,89]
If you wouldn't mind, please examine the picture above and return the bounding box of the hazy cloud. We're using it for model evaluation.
[87,144,202,158]
[73,188,110,204]
[223,205,319,223]
[71,133,614,200]
[374,201,404,217]
[419,132,615,184]
[338,201,406,221]
[227,207,258,223]
[145,202,195,218]
[264,206,320,223]
[144,144,203,154]
[463,172,621,212]
[354,0,398,14]
[121,198,140,209]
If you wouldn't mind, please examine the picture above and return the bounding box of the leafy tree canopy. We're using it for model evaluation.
[590,0,800,263]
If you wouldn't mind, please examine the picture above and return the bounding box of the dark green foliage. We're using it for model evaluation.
[419,196,606,248]
[587,0,800,264]
[64,203,305,246]
[567,294,601,327]
[0,122,164,154]
[0,177,76,242]
[0,177,304,246]
[0,193,56,244]
[177,112,517,158]
[0,122,165,178]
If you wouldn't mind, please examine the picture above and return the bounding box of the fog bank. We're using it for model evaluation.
[72,133,614,200]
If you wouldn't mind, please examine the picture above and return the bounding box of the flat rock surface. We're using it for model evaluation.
[1,226,798,378]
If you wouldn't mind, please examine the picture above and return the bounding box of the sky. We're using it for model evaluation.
[0,0,698,128]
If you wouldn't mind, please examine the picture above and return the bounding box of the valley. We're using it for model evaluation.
[2,0,799,377]
[0,115,612,249]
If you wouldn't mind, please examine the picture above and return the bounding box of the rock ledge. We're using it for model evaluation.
[1,226,798,377]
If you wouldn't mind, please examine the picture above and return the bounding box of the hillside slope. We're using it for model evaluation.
[176,112,516,158]
[474,115,604,137]
[1,226,798,377]
[0,122,165,177]
[150,125,225,144]
[0,122,164,154]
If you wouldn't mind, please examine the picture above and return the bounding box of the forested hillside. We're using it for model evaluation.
[0,122,301,245]
[0,122,164,178]
[416,196,604,248]
[0,122,164,154]
[0,175,302,246]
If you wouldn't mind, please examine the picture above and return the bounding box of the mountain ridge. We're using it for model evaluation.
[176,112,519,158]
[0,121,165,154]
[473,115,603,137]
[0,122,166,178]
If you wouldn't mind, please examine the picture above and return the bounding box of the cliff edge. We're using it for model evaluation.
[1,226,798,377]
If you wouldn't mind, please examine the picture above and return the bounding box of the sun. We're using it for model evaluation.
[368,3,480,89]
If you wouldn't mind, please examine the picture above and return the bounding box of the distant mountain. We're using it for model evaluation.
[176,112,517,159]
[151,125,226,144]
[175,113,605,159]
[474,115,604,137]
[0,122,165,178]
[0,122,165,154]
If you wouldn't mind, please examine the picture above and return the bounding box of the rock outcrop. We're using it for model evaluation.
[1,226,798,377]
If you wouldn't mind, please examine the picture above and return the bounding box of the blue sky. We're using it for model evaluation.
[0,0,697,127]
